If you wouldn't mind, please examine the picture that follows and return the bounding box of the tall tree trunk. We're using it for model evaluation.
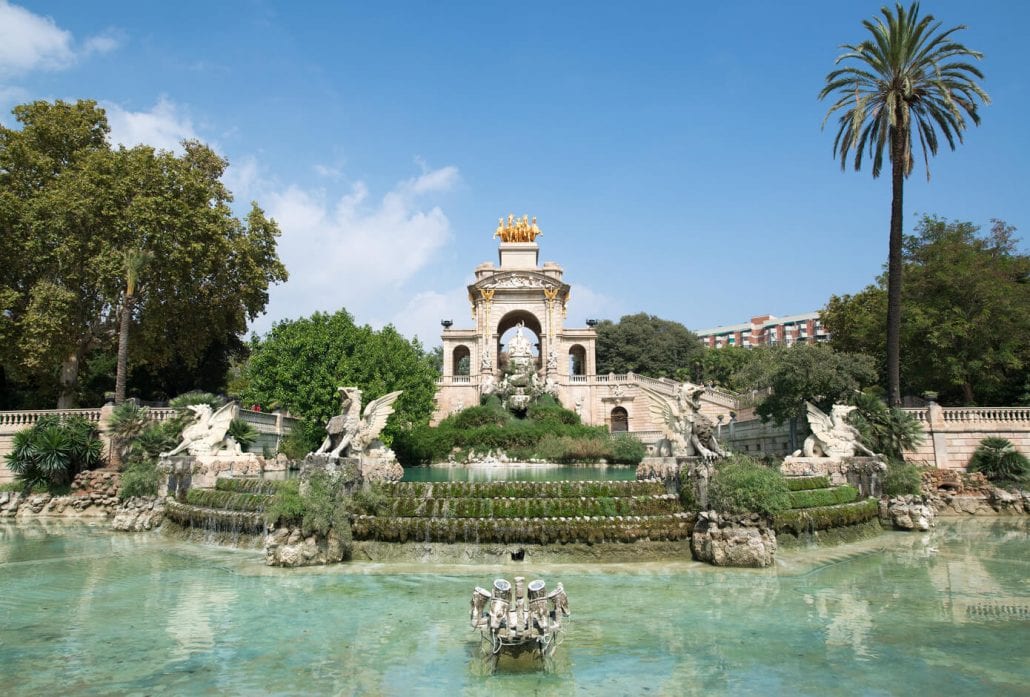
[115,293,133,404]
[58,351,80,408]
[886,128,906,407]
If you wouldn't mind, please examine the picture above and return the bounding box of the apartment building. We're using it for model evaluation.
[694,312,829,349]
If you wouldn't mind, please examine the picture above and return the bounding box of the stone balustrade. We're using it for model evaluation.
[0,403,298,483]
[726,403,1030,470]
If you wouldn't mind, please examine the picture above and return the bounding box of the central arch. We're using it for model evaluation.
[496,309,543,372]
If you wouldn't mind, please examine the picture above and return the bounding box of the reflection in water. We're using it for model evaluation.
[0,520,1027,696]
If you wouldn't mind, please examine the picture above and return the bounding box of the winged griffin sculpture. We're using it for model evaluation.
[796,402,877,458]
[313,387,403,458]
[163,403,240,457]
[639,381,726,459]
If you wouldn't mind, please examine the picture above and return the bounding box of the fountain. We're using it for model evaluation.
[470,576,569,672]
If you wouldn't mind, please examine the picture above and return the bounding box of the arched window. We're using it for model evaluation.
[452,345,470,376]
[610,406,629,433]
[569,344,587,376]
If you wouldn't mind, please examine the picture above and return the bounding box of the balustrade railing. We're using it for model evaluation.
[0,408,103,428]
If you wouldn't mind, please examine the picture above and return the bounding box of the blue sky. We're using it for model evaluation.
[2,1,1026,346]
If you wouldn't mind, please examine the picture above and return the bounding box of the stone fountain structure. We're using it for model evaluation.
[470,576,569,670]
[304,387,405,483]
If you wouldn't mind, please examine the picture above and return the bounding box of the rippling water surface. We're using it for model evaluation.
[1,519,1027,696]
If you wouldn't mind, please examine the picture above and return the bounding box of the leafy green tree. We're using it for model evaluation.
[595,313,704,378]
[115,248,150,404]
[240,310,440,446]
[822,217,1030,405]
[820,2,988,406]
[753,344,877,450]
[0,99,288,407]
[691,345,766,392]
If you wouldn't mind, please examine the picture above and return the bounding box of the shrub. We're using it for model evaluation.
[968,437,1029,487]
[108,402,149,463]
[453,404,509,429]
[265,472,353,538]
[227,418,259,450]
[882,461,923,496]
[527,402,580,426]
[707,455,790,516]
[4,415,103,490]
[610,434,647,465]
[119,458,160,498]
[848,392,924,460]
[279,427,319,461]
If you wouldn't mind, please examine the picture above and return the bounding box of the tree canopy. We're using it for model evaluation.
[0,99,288,407]
[594,313,704,378]
[819,2,988,405]
[747,344,878,451]
[238,310,440,448]
[822,217,1030,405]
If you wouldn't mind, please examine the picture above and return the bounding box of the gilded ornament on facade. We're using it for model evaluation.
[480,288,495,302]
[494,214,542,243]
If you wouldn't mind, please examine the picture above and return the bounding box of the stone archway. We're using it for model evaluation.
[610,406,629,432]
[496,310,543,373]
[452,345,470,376]
[569,344,586,376]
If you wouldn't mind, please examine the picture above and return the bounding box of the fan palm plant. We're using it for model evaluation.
[819,2,988,405]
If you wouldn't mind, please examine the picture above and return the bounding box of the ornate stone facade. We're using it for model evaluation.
[433,218,735,433]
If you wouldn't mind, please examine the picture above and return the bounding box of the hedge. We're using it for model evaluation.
[377,480,666,500]
[787,486,859,509]
[350,513,694,544]
[785,476,832,491]
[773,499,879,535]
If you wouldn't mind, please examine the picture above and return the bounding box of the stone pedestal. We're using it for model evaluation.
[780,456,887,497]
[690,511,776,567]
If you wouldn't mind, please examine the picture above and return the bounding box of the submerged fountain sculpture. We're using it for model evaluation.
[470,576,569,670]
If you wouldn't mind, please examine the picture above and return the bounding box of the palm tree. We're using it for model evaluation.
[819,2,988,406]
[114,248,150,404]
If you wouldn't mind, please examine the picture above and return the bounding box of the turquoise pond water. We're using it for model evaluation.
[401,464,637,482]
[1,519,1028,696]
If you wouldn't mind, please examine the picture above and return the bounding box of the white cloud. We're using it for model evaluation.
[104,98,202,153]
[223,155,263,201]
[253,165,461,338]
[386,287,471,347]
[82,31,120,56]
[0,2,120,76]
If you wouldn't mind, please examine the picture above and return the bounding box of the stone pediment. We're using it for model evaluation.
[469,271,569,295]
